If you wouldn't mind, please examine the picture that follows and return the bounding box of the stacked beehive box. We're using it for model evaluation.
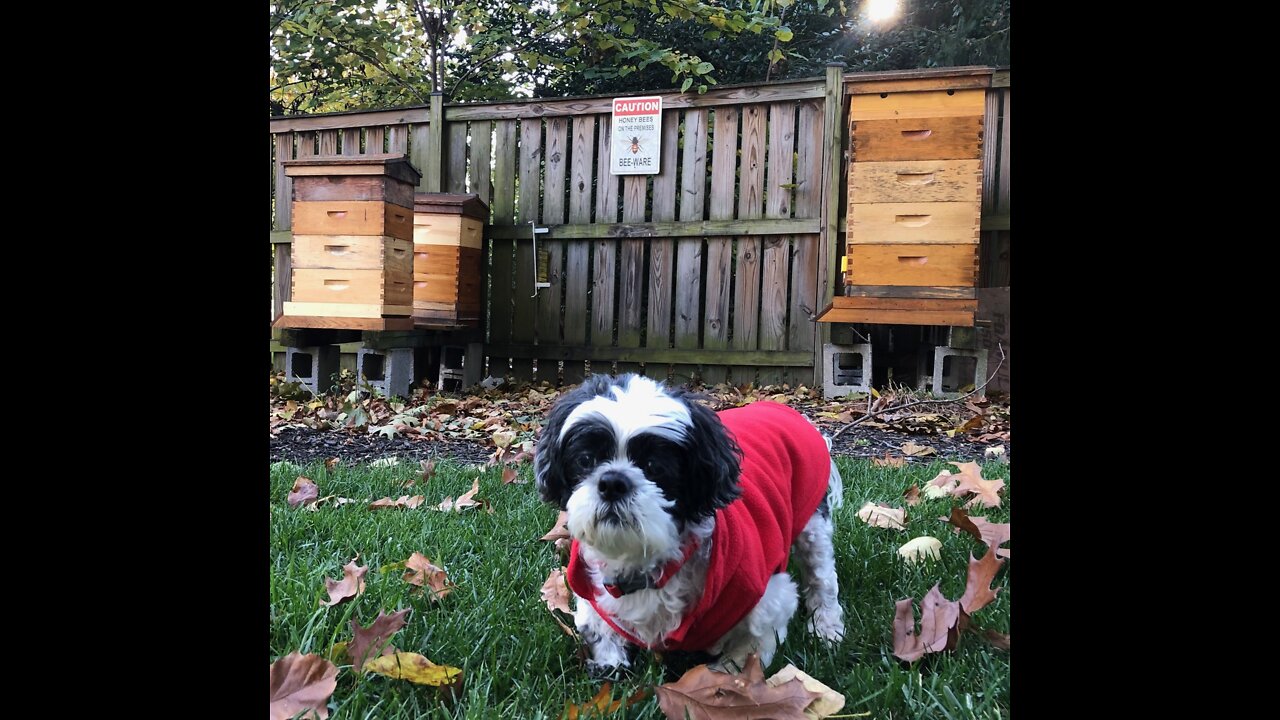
[410,193,488,328]
[819,83,985,326]
[278,155,421,329]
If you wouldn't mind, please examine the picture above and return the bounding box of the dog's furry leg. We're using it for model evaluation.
[708,572,798,672]
[794,459,846,643]
[574,594,632,677]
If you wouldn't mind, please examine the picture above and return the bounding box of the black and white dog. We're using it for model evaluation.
[535,374,844,675]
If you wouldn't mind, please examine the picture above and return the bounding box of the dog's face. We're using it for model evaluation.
[535,374,742,564]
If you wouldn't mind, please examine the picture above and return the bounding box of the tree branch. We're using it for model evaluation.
[830,343,1006,442]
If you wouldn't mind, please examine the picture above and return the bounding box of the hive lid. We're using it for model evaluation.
[283,153,422,185]
[413,192,489,219]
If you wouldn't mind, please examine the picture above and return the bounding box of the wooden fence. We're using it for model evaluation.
[270,66,1010,387]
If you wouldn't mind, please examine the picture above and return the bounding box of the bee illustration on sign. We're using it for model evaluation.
[623,136,643,154]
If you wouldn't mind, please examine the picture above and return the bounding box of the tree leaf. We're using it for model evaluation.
[288,476,320,508]
[269,652,338,720]
[655,654,820,720]
[321,559,367,607]
[764,664,845,719]
[681,78,693,93]
[774,27,794,42]
[347,608,409,668]
[855,501,906,530]
[404,553,453,600]
[363,652,463,691]
[897,536,942,564]
[958,545,1004,615]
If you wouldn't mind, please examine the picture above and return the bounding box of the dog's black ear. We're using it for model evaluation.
[671,389,742,517]
[535,375,615,508]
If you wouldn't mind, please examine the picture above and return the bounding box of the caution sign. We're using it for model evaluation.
[610,96,662,175]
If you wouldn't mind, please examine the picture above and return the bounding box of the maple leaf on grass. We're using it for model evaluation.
[959,545,1004,615]
[654,654,820,720]
[855,502,906,531]
[363,652,463,695]
[288,476,319,508]
[404,553,453,600]
[348,608,409,668]
[269,652,338,720]
[944,461,1005,509]
[564,682,648,719]
[321,559,367,607]
[892,584,961,663]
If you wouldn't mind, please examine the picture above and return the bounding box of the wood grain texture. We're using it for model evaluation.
[647,111,680,351]
[291,175,416,207]
[511,119,541,380]
[759,102,796,384]
[488,120,517,355]
[318,130,338,156]
[848,201,979,244]
[274,313,415,331]
[852,116,982,162]
[270,107,432,134]
[998,90,1010,215]
[537,117,568,355]
[846,244,977,287]
[842,285,976,299]
[815,306,974,326]
[982,90,1000,211]
[849,160,980,204]
[562,116,596,382]
[446,122,469,194]
[469,120,493,208]
[618,175,648,374]
[274,134,294,321]
[592,119,618,358]
[365,126,385,154]
[485,217,816,239]
[297,131,317,158]
[341,128,359,155]
[410,123,432,192]
[825,296,977,311]
[388,125,409,155]
[673,109,708,382]
[293,235,412,272]
[413,214,484,248]
[701,105,739,384]
[849,89,985,120]
[845,75,991,95]
[424,97,443,192]
[292,201,414,240]
[790,100,822,380]
[732,104,767,361]
[292,269,412,306]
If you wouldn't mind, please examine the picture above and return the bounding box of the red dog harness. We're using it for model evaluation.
[566,401,831,651]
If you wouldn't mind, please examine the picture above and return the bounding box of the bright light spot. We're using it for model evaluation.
[867,0,900,23]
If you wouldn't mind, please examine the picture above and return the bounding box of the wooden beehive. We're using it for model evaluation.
[277,155,421,329]
[818,82,986,327]
[411,193,488,328]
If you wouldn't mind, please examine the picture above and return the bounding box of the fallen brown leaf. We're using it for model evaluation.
[324,457,339,470]
[856,502,907,531]
[420,458,436,484]
[873,452,906,468]
[900,442,937,457]
[321,559,367,607]
[654,654,820,720]
[941,507,1011,559]
[564,682,648,719]
[945,461,1005,509]
[369,495,426,510]
[453,478,482,510]
[541,568,573,615]
[404,553,453,600]
[958,545,1004,615]
[269,652,338,720]
[892,584,960,662]
[924,470,958,499]
[541,511,570,542]
[288,476,320,508]
[348,608,409,668]
[501,466,522,484]
[981,628,1010,651]
[765,664,845,720]
[363,652,463,693]
[902,486,921,506]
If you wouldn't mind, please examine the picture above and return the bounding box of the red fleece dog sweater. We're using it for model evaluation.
[567,401,832,651]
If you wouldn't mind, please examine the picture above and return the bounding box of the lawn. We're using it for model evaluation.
[269,456,1010,719]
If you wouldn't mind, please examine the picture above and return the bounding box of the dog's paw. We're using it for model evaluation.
[585,659,632,681]
[807,608,845,644]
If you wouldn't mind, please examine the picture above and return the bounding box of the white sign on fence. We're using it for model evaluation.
[610,96,662,175]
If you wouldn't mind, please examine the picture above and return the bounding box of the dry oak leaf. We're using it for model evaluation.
[945,461,1005,509]
[404,553,454,600]
[321,559,367,607]
[900,442,937,457]
[765,664,846,720]
[420,458,436,484]
[959,545,1004,615]
[892,584,961,663]
[363,652,463,692]
[902,485,922,506]
[924,470,957,500]
[438,478,484,512]
[501,466,523,484]
[369,495,425,510]
[873,452,906,468]
[288,476,320,508]
[981,628,1010,651]
[348,608,410,668]
[655,654,820,720]
[541,511,571,542]
[540,567,578,638]
[940,507,1010,559]
[856,502,907,531]
[563,682,648,719]
[269,652,338,720]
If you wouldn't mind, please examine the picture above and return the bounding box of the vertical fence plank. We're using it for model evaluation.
[759,102,796,385]
[791,101,823,387]
[732,103,767,386]
[469,121,493,209]
[672,109,706,386]
[819,64,846,386]
[563,116,595,383]
[273,134,294,323]
[410,123,432,192]
[998,90,1010,215]
[511,119,542,382]
[446,122,469,194]
[488,120,518,374]
[341,128,359,155]
[318,129,338,156]
[365,126,385,154]
[537,117,568,382]
[424,95,444,192]
[645,111,681,384]
[388,125,409,155]
[982,89,1000,213]
[592,118,619,371]
[702,106,738,385]
[617,175,647,375]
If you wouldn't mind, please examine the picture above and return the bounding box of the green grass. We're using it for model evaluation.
[270,457,1010,719]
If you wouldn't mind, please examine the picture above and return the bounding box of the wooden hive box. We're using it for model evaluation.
[818,78,988,327]
[411,193,488,328]
[277,155,422,330]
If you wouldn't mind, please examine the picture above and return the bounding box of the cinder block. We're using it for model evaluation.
[285,345,340,397]
[822,343,872,399]
[438,345,465,392]
[932,345,988,399]
[357,346,417,399]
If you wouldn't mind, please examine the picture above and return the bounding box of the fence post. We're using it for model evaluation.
[422,91,445,192]
[816,62,845,387]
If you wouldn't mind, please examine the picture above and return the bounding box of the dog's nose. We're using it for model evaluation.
[597,471,631,502]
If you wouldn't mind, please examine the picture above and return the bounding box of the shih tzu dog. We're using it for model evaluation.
[535,374,844,676]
